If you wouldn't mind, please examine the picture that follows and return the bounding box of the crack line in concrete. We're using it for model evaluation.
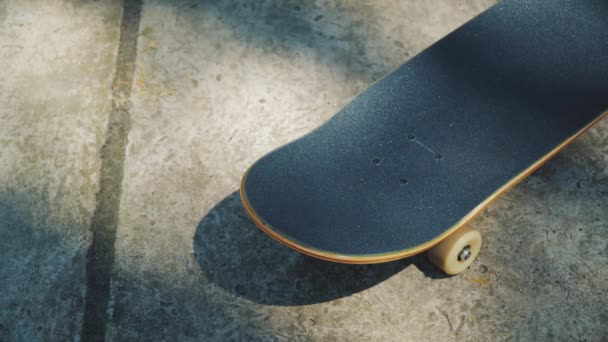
[81,1,142,340]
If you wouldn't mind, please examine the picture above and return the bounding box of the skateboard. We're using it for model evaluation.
[240,0,608,275]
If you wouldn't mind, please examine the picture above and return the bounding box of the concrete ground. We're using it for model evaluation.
[1,0,606,341]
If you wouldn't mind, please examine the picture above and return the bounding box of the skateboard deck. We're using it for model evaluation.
[240,0,608,270]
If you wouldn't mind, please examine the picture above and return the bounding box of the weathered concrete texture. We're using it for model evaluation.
[0,1,121,341]
[107,0,603,341]
[3,0,607,341]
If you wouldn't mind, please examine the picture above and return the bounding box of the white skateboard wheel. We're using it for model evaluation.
[427,224,481,275]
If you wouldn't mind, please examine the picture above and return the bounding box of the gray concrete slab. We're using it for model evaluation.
[109,0,607,341]
[2,0,607,341]
[0,1,121,341]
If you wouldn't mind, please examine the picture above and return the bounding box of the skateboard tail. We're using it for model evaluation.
[240,108,608,264]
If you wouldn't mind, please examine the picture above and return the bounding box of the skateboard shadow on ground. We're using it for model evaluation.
[193,191,448,306]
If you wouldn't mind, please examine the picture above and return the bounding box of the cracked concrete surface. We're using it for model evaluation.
[1,0,607,341]
[0,1,121,340]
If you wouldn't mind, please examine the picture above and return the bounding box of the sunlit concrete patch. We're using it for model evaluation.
[111,0,607,341]
[0,0,122,340]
